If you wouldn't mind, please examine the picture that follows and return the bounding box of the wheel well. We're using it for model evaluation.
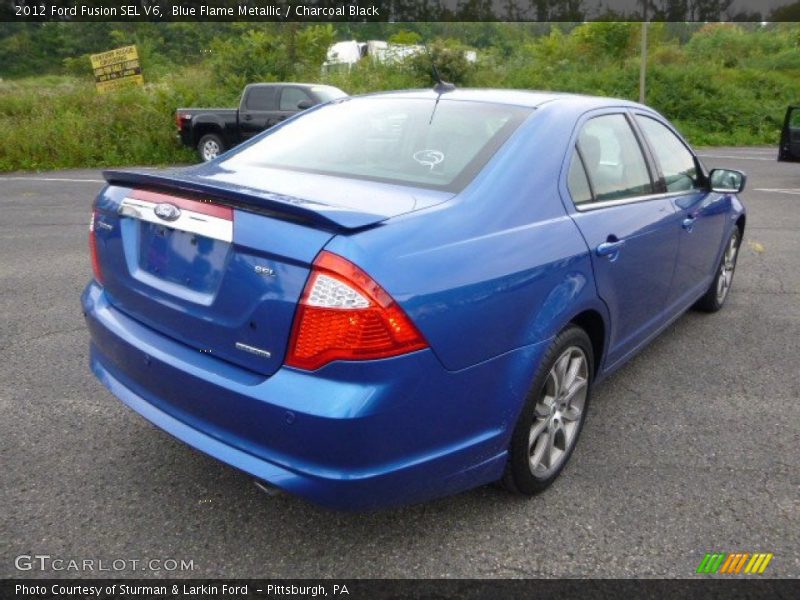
[194,124,223,146]
[570,310,605,376]
[736,214,746,239]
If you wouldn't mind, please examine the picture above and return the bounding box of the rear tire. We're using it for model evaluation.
[197,133,225,162]
[501,325,594,495]
[694,229,740,312]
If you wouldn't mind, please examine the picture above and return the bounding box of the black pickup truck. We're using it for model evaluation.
[779,105,800,162]
[176,83,347,162]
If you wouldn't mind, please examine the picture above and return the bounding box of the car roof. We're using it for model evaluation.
[357,88,652,112]
[245,82,340,89]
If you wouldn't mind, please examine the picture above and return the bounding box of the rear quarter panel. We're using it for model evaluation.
[325,102,606,372]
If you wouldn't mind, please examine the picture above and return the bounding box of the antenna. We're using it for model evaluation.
[424,44,456,94]
[431,62,455,94]
[421,43,455,125]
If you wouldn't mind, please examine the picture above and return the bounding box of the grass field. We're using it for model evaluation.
[1,23,798,172]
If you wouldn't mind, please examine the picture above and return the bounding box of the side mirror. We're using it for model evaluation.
[297,99,313,110]
[709,168,746,194]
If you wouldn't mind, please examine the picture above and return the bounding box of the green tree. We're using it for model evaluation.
[407,39,475,85]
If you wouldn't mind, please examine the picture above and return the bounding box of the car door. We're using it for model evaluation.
[633,113,728,313]
[238,85,280,140]
[779,106,800,161]
[566,112,680,369]
[275,86,315,124]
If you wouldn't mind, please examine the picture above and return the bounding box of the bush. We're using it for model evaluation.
[0,73,203,171]
[320,61,422,95]
[406,39,476,85]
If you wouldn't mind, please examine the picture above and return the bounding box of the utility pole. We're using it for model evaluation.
[639,1,649,104]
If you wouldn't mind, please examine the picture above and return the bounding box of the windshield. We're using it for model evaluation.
[222,97,532,191]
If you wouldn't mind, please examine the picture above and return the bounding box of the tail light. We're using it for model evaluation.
[89,210,103,284]
[285,251,428,370]
[175,112,189,130]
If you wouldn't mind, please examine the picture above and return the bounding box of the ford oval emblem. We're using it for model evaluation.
[154,203,181,222]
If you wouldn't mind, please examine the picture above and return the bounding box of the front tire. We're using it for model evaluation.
[501,326,594,495]
[695,229,740,312]
[197,133,225,162]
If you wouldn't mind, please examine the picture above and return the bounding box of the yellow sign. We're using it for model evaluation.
[90,45,144,94]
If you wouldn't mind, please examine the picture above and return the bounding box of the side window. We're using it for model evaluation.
[577,114,653,203]
[636,115,700,193]
[567,149,593,205]
[245,86,278,111]
[280,88,312,111]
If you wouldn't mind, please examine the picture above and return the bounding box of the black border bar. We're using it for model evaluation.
[3,0,800,22]
[4,579,800,600]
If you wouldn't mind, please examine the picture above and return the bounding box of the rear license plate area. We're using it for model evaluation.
[138,222,228,293]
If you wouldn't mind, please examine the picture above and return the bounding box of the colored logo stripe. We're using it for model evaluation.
[719,553,749,574]
[697,553,726,573]
[744,553,773,574]
[697,552,773,574]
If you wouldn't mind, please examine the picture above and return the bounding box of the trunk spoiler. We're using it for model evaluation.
[103,169,391,231]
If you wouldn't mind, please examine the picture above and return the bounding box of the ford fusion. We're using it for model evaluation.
[82,89,746,509]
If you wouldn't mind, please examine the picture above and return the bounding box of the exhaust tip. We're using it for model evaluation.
[253,478,283,497]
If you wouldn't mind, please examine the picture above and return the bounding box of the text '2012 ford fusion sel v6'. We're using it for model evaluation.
[82,89,746,510]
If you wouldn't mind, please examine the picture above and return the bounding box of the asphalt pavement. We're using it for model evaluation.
[1,148,798,578]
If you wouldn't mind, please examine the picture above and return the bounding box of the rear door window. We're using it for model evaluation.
[577,114,653,203]
[245,86,278,111]
[567,149,593,205]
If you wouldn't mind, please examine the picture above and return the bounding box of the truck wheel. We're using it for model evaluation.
[197,133,225,162]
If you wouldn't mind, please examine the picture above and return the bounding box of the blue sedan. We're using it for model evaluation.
[82,89,746,509]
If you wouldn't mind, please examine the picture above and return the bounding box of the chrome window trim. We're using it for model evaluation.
[574,188,704,212]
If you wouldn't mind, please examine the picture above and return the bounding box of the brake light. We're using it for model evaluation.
[89,210,103,284]
[285,251,428,370]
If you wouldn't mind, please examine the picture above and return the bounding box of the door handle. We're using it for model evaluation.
[596,239,626,259]
[682,216,696,231]
[243,114,253,121]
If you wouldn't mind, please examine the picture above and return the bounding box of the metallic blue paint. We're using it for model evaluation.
[82,90,745,509]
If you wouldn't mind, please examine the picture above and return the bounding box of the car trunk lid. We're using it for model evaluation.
[94,169,451,377]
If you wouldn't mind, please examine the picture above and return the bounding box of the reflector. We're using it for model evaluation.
[89,210,103,284]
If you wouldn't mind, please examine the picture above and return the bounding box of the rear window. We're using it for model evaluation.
[221,97,532,191]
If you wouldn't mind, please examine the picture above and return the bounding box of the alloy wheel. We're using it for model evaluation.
[202,140,220,161]
[716,235,738,303]
[527,346,588,478]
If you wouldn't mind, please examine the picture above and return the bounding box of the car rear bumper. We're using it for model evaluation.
[82,282,547,510]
